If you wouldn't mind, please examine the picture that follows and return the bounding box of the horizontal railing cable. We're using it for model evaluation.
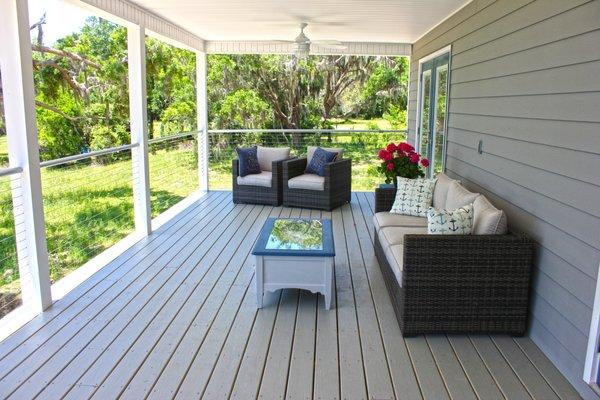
[0,167,23,178]
[40,143,139,168]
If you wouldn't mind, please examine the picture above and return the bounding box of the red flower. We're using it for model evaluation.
[409,152,420,163]
[421,158,430,168]
[386,143,397,153]
[378,149,392,161]
[386,162,395,171]
[398,142,414,153]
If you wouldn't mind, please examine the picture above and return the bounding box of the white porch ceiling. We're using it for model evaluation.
[127,0,470,44]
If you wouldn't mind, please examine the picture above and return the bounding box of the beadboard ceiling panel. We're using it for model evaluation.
[126,0,470,43]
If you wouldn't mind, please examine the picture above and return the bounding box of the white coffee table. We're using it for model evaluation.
[252,218,335,309]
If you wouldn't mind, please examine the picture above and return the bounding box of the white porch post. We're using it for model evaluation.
[127,23,152,235]
[196,52,209,191]
[0,0,52,312]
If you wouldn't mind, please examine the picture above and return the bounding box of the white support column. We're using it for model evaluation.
[0,0,52,312]
[196,51,209,192]
[127,23,152,236]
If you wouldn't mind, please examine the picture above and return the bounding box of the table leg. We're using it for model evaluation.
[325,258,334,310]
[256,256,263,308]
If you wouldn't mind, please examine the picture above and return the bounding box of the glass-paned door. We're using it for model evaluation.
[418,52,450,177]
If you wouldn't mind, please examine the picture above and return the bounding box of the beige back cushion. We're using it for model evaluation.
[432,172,459,209]
[257,146,290,172]
[445,181,479,210]
[307,146,343,165]
[473,195,508,234]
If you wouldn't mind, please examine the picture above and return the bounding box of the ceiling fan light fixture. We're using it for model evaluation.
[293,41,310,59]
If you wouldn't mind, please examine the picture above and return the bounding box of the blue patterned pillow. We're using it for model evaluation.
[236,146,261,177]
[305,147,337,176]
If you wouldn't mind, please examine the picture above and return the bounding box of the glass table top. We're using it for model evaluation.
[252,218,334,257]
[265,219,324,251]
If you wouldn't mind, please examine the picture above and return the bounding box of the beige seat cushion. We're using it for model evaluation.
[473,195,508,234]
[379,226,428,247]
[445,181,479,210]
[287,173,325,191]
[307,146,343,165]
[373,212,427,231]
[383,244,404,286]
[257,146,290,172]
[433,172,460,209]
[236,171,272,187]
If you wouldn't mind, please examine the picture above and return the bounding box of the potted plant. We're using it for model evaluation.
[377,142,429,186]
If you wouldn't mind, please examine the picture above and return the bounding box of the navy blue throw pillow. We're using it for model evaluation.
[305,147,338,177]
[236,146,261,177]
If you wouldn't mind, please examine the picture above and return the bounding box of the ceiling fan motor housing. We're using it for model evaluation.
[293,41,310,59]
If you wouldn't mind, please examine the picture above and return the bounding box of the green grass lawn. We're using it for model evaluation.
[0,136,8,167]
[330,117,396,131]
[0,140,198,313]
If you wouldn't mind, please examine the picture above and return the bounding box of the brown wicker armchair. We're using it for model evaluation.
[282,157,351,211]
[232,158,292,206]
[374,186,534,336]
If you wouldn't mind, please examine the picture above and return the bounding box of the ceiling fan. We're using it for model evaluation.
[278,23,347,59]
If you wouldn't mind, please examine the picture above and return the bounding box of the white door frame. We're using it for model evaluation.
[584,262,600,391]
[414,44,452,176]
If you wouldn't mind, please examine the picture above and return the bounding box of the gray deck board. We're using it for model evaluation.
[0,191,582,399]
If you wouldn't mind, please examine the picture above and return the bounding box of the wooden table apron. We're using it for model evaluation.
[255,254,335,309]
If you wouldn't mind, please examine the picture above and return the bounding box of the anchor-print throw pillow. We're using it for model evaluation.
[390,177,437,217]
[427,204,474,235]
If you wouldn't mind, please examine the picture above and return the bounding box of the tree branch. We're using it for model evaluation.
[34,100,85,121]
[32,44,101,69]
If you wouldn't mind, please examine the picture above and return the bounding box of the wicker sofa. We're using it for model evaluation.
[282,146,351,211]
[374,175,534,336]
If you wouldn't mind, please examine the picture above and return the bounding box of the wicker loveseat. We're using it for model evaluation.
[374,175,534,336]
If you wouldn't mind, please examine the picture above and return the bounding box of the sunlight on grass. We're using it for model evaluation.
[0,136,8,167]
[0,142,199,312]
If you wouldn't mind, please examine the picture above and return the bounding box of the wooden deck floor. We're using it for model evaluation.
[0,191,582,400]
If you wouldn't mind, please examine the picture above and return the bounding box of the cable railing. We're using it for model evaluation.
[1,128,404,319]
[149,132,199,217]
[207,128,407,191]
[0,167,24,318]
[40,146,137,285]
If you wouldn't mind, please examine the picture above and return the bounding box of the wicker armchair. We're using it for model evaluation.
[374,186,534,336]
[232,158,293,206]
[282,157,351,211]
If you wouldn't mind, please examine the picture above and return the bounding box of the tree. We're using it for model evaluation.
[360,56,408,118]
[317,56,376,123]
[0,15,199,160]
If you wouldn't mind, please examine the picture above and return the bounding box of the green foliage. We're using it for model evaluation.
[383,103,407,130]
[214,89,271,129]
[359,57,408,118]
[36,105,85,160]
[89,124,129,163]
[11,17,198,160]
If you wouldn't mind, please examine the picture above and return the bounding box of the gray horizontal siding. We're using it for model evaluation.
[407,1,600,398]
